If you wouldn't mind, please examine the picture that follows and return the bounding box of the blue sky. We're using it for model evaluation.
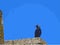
[0,0,60,44]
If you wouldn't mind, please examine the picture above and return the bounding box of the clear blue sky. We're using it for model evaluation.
[0,0,60,44]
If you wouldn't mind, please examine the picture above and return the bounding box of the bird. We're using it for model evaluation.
[34,25,42,37]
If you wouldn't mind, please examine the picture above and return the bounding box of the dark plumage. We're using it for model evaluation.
[35,25,42,37]
[0,10,2,17]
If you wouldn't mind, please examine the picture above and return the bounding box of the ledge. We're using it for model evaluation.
[4,37,46,45]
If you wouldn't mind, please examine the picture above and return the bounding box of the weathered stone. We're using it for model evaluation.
[4,38,46,45]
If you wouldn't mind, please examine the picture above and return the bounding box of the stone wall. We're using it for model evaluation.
[4,37,46,45]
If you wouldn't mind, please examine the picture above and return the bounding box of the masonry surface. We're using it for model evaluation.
[4,37,46,45]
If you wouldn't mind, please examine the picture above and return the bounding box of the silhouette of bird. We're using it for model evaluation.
[34,25,42,37]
